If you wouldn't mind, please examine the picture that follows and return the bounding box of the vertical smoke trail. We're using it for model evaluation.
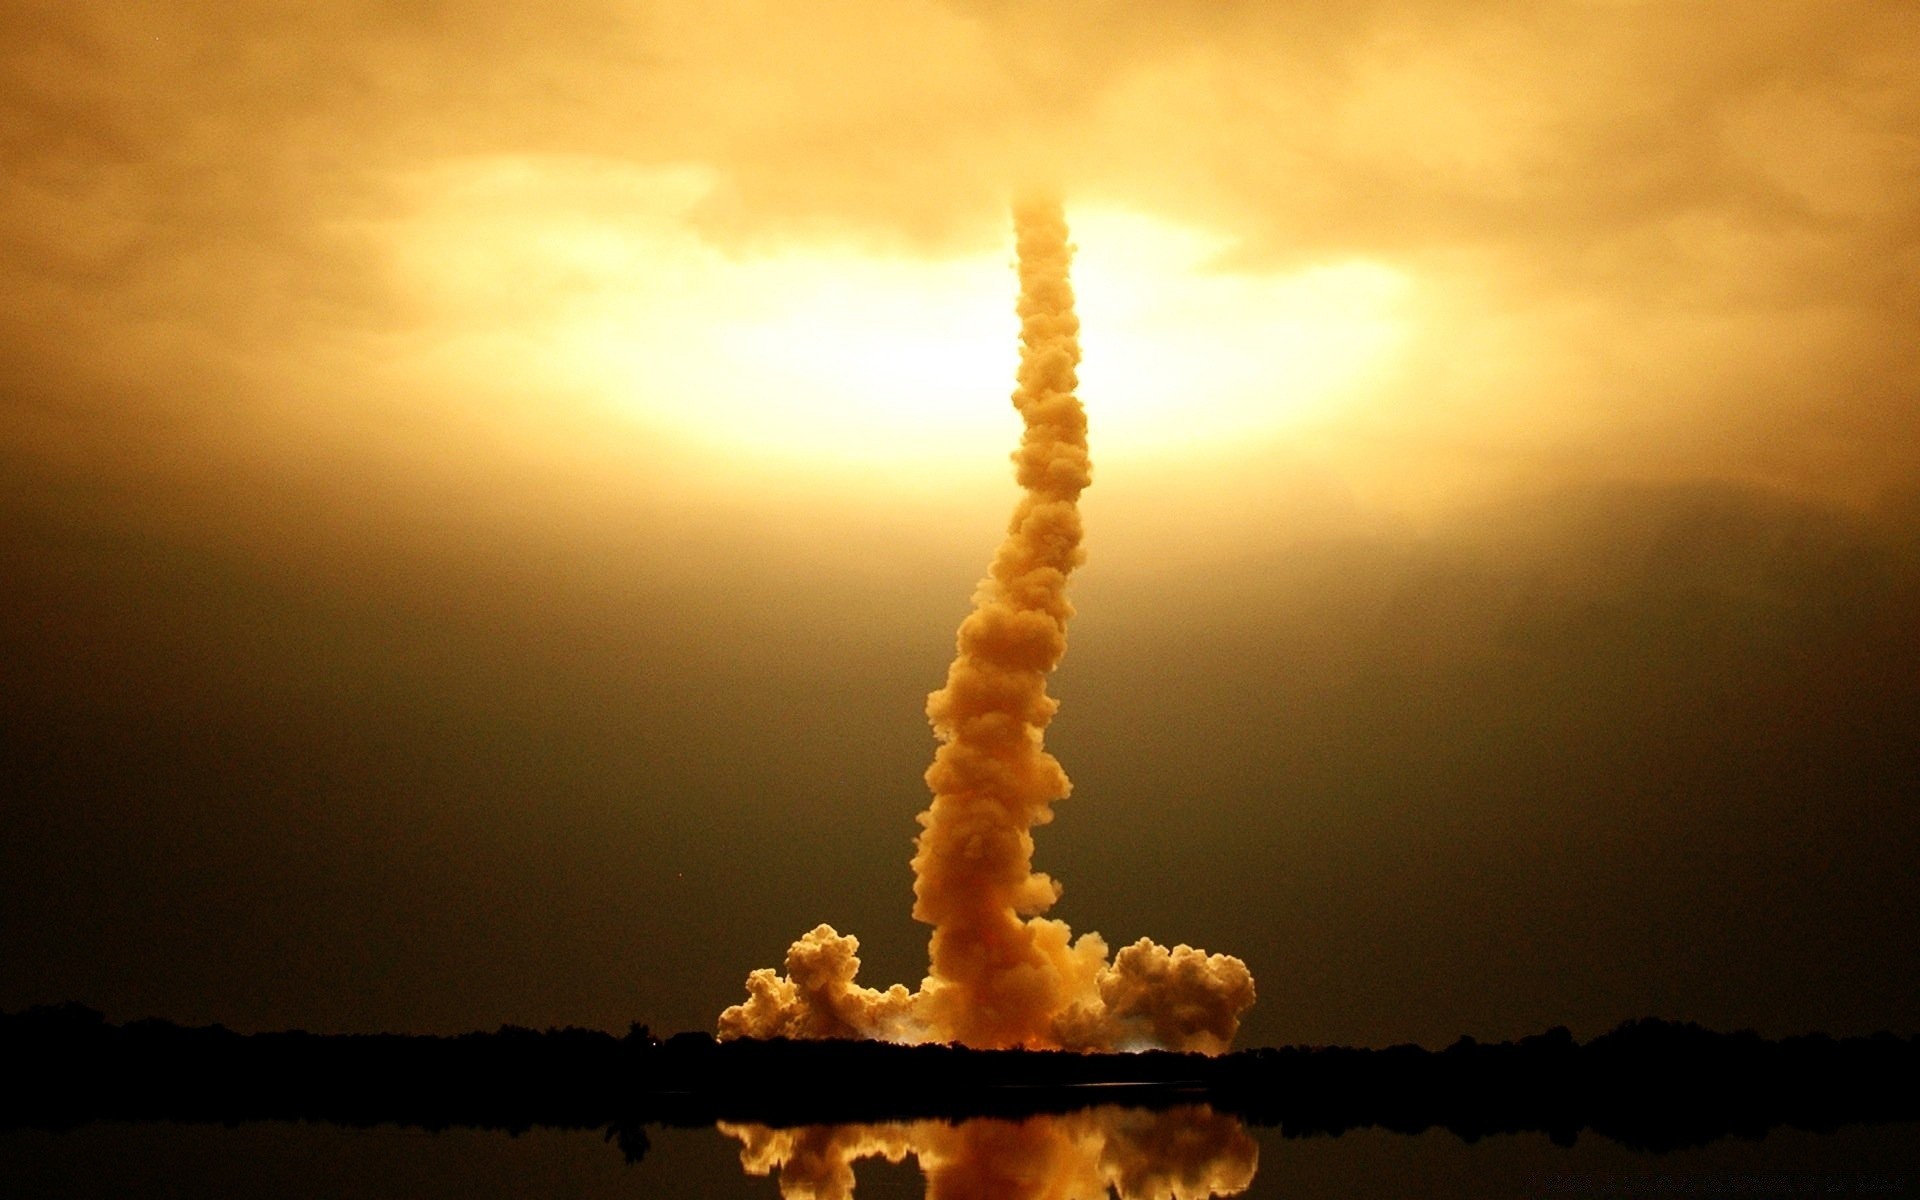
[909,197,1099,1048]
[718,200,1256,1053]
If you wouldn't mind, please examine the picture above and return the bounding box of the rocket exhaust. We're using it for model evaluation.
[719,199,1255,1054]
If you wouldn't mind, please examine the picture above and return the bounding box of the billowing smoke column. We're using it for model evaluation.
[719,199,1256,1054]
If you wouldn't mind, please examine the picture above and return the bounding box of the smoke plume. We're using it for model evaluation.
[719,199,1256,1053]
[723,1106,1258,1200]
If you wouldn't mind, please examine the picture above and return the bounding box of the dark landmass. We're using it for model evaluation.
[4,1005,1916,1156]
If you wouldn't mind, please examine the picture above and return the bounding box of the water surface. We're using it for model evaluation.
[6,1104,1916,1198]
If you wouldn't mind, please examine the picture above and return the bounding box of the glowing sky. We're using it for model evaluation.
[383,165,1410,476]
[3,0,1917,1048]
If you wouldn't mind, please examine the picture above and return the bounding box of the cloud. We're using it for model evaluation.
[8,0,1915,519]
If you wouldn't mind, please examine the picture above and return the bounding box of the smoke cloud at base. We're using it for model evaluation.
[718,200,1256,1054]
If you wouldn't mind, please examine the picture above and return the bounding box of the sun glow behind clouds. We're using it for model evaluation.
[388,158,1412,480]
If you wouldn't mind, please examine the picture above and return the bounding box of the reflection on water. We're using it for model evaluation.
[721,1104,1257,1200]
[8,1109,1920,1199]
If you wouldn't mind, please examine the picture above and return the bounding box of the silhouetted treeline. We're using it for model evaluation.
[1211,1022,1920,1151]
[0,1002,647,1136]
[4,1004,1915,1153]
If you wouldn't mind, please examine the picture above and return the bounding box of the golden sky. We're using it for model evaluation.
[3,1,1918,1047]
[8,0,1917,507]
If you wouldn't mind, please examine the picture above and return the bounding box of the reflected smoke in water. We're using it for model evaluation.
[721,1104,1257,1200]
